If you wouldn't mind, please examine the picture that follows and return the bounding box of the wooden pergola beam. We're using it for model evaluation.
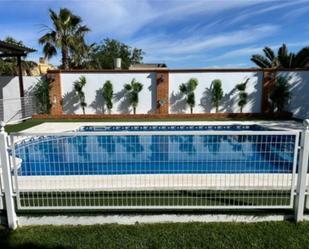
[0,53,28,58]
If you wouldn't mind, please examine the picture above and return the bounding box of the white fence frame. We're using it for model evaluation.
[1,122,309,229]
[10,129,300,211]
[0,166,4,210]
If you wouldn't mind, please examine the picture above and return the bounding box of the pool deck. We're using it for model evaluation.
[17,120,304,134]
[15,173,295,191]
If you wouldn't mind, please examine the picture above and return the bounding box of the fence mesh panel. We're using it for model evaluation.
[0,97,36,124]
[11,131,299,210]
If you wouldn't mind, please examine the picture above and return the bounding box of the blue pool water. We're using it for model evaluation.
[14,125,296,176]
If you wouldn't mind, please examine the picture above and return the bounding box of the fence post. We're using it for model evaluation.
[0,122,17,229]
[295,119,309,222]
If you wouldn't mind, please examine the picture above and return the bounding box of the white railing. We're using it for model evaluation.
[0,97,36,124]
[1,122,309,229]
[9,129,299,210]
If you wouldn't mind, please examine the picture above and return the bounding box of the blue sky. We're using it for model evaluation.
[1,0,309,68]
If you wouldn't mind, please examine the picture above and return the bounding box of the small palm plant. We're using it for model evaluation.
[179,78,198,114]
[270,76,291,112]
[211,79,223,113]
[102,80,113,114]
[236,79,249,113]
[74,76,87,114]
[33,77,52,114]
[124,78,143,114]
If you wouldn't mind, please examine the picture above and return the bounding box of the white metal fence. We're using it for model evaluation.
[0,164,3,210]
[1,123,309,229]
[0,97,36,124]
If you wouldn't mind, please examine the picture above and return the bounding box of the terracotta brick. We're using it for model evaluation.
[48,72,63,115]
[261,71,276,113]
[156,71,169,114]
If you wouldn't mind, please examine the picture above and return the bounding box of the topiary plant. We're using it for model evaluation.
[236,79,249,113]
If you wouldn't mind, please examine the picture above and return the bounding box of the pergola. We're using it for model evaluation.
[0,40,36,97]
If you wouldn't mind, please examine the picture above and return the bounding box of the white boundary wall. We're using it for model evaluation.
[278,71,309,120]
[169,72,263,114]
[60,73,157,114]
[0,71,309,119]
[0,76,40,99]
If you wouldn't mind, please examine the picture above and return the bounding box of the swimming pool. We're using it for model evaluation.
[13,124,297,176]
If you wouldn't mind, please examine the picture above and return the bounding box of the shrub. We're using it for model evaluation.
[74,76,87,114]
[236,79,249,113]
[211,79,223,113]
[124,78,143,114]
[179,78,198,114]
[33,76,52,114]
[102,80,113,114]
[270,76,291,112]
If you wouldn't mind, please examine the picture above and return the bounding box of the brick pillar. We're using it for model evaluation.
[156,70,169,114]
[47,71,63,115]
[261,70,276,113]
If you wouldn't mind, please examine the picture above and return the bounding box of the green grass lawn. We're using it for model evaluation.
[1,221,309,249]
[4,117,297,133]
[18,190,291,208]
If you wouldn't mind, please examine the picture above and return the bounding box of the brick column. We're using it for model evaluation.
[156,70,169,114]
[261,70,276,113]
[47,71,63,115]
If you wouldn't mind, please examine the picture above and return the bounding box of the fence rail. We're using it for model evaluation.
[0,97,37,124]
[9,129,300,210]
[0,122,309,228]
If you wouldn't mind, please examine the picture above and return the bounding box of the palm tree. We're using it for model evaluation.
[179,78,198,114]
[102,80,113,114]
[74,76,87,114]
[124,78,143,114]
[236,79,249,113]
[211,79,223,113]
[251,44,309,68]
[38,8,90,69]
[33,76,52,114]
[270,76,291,112]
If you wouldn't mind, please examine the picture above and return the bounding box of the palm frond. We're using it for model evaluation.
[294,47,309,67]
[263,47,275,61]
[251,55,272,68]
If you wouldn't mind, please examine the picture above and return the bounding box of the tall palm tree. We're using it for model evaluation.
[38,8,90,69]
[251,44,309,68]
[179,78,198,114]
[124,78,143,114]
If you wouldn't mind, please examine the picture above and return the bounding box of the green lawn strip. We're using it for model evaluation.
[18,190,291,208]
[1,221,309,249]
